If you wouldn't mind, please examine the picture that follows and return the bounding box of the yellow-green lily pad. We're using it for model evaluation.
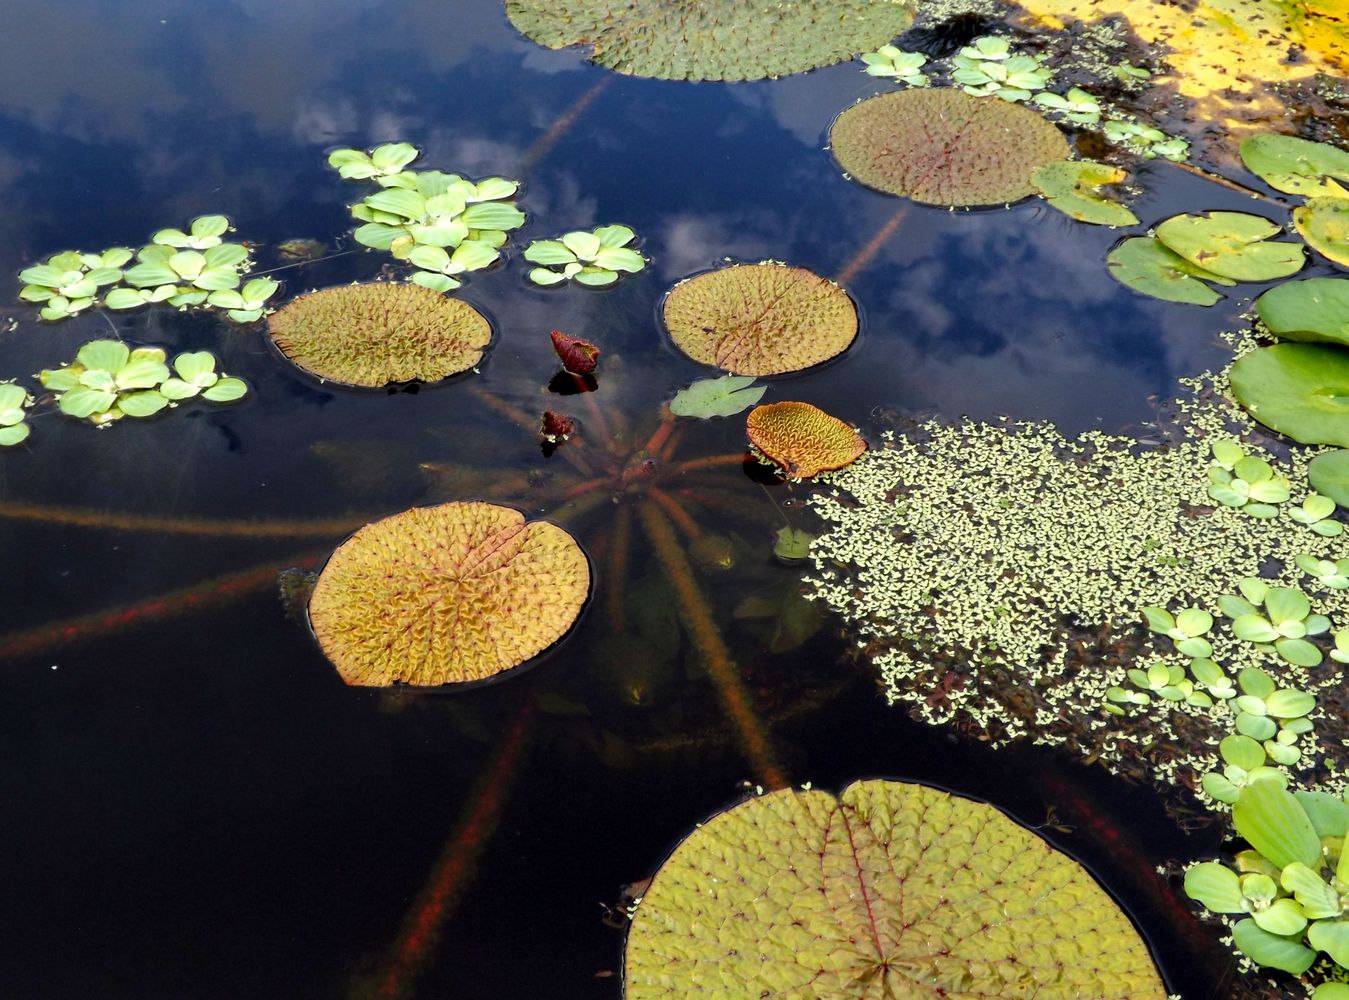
[1240,134,1349,197]
[1030,161,1139,227]
[1229,343,1349,446]
[1293,197,1349,268]
[1256,278,1349,345]
[1308,449,1349,508]
[1106,236,1233,305]
[625,779,1167,999]
[1155,211,1304,283]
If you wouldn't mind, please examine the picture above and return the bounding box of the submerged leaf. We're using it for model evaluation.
[669,374,766,419]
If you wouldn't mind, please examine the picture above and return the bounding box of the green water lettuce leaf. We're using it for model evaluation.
[1154,211,1304,283]
[1293,197,1349,268]
[1240,133,1349,197]
[1030,160,1139,227]
[1106,237,1232,305]
[1233,778,1321,870]
[1256,278,1349,345]
[1230,343,1349,446]
[669,374,766,419]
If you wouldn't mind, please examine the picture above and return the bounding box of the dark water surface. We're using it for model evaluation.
[0,2,1296,997]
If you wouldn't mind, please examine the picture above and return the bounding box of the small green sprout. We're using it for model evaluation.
[1290,493,1343,537]
[1201,734,1284,803]
[0,382,32,446]
[957,36,1011,61]
[1032,87,1102,124]
[326,142,419,180]
[205,277,281,323]
[1141,605,1213,657]
[1206,439,1290,516]
[151,214,230,250]
[858,45,928,86]
[1296,553,1349,590]
[1332,629,1349,664]
[524,225,647,287]
[1220,579,1328,666]
[1102,118,1189,160]
[1188,656,1235,699]
[18,248,132,320]
[1230,666,1315,743]
[157,351,248,403]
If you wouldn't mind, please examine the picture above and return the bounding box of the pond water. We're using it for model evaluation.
[0,2,1295,997]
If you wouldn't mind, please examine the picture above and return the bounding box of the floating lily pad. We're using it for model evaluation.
[1229,343,1349,446]
[267,283,491,388]
[1106,237,1233,305]
[1309,450,1349,507]
[1240,134,1349,197]
[669,375,766,419]
[504,0,915,82]
[663,263,856,375]
[624,780,1166,999]
[829,89,1070,206]
[309,502,590,686]
[1154,212,1303,283]
[747,401,866,478]
[1030,161,1139,227]
[1256,278,1349,345]
[1293,197,1349,268]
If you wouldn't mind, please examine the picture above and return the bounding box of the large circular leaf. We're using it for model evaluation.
[309,502,590,686]
[662,262,857,375]
[747,401,866,477]
[267,283,491,387]
[829,90,1070,207]
[1256,277,1349,345]
[1106,237,1232,306]
[1240,134,1349,197]
[1293,196,1349,268]
[1154,212,1303,283]
[625,780,1166,999]
[1308,449,1349,507]
[504,0,916,82]
[1229,343,1349,446]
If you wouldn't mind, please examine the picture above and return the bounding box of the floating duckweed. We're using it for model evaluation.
[267,283,491,387]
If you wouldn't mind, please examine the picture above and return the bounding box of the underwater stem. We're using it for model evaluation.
[606,504,632,631]
[517,77,613,174]
[637,500,787,790]
[0,501,367,538]
[646,487,702,541]
[835,205,909,286]
[667,453,749,477]
[468,384,592,475]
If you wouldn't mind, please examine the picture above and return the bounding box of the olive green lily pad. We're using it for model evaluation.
[829,89,1070,207]
[625,779,1166,999]
[1256,278,1349,345]
[1229,343,1349,446]
[1240,134,1349,198]
[1106,237,1233,306]
[1308,449,1349,507]
[504,0,916,82]
[1030,161,1139,227]
[1154,212,1304,283]
[1293,197,1349,268]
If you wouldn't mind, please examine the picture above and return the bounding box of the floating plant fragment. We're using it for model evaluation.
[1309,450,1349,508]
[1256,278,1349,346]
[0,383,31,446]
[524,225,646,287]
[1289,494,1343,537]
[746,401,865,478]
[663,263,856,375]
[1030,161,1138,227]
[829,89,1070,206]
[550,330,599,376]
[504,0,916,82]
[624,780,1166,999]
[1230,343,1349,447]
[1100,120,1188,161]
[1205,440,1290,517]
[157,351,247,403]
[326,142,419,180]
[1154,212,1304,283]
[1140,605,1214,658]
[308,501,590,686]
[19,248,131,320]
[1032,87,1101,125]
[1295,553,1349,589]
[772,526,813,562]
[858,45,927,85]
[668,374,765,419]
[205,277,280,324]
[540,410,575,444]
[267,283,491,388]
[40,340,171,423]
[1240,134,1349,197]
[1105,237,1232,306]
[1294,197,1349,269]
[152,215,230,250]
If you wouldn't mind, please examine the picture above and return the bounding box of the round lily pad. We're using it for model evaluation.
[1293,197,1349,268]
[1256,278,1349,345]
[662,263,857,375]
[1154,212,1304,283]
[1030,161,1139,227]
[1229,343,1349,446]
[267,283,492,388]
[309,502,590,686]
[504,0,915,82]
[1310,450,1349,507]
[1105,237,1233,306]
[829,89,1070,207]
[746,401,866,478]
[625,780,1166,999]
[1240,134,1349,197]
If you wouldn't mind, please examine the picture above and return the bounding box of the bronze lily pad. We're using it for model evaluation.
[662,263,857,376]
[268,283,491,388]
[747,401,865,478]
[309,502,590,686]
[829,89,1070,207]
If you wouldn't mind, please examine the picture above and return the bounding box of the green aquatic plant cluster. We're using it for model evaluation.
[328,143,525,293]
[17,217,277,323]
[0,383,32,446]
[522,225,646,287]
